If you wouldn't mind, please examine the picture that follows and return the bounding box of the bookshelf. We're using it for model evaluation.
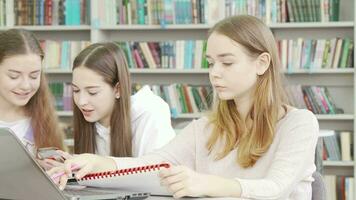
[0,0,355,198]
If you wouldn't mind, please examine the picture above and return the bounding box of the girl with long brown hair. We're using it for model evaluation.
[0,29,64,155]
[51,15,319,199]
[70,42,175,157]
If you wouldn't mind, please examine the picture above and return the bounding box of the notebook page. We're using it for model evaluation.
[77,163,170,196]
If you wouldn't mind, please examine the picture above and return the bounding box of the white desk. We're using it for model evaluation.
[147,197,243,200]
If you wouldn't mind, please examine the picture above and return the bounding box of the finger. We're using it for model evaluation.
[56,150,73,160]
[167,181,185,194]
[47,166,64,176]
[161,171,187,186]
[159,166,185,178]
[44,159,63,167]
[173,188,188,199]
[75,163,93,179]
[59,174,69,190]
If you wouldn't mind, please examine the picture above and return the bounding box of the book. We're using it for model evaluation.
[77,163,171,196]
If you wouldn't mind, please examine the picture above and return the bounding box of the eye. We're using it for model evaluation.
[222,62,233,67]
[8,75,19,79]
[88,91,98,96]
[72,89,80,93]
[30,74,40,79]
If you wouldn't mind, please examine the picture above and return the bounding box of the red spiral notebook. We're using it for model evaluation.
[77,163,171,196]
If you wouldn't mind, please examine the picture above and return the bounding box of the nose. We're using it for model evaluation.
[209,63,222,78]
[77,92,89,107]
[19,77,32,91]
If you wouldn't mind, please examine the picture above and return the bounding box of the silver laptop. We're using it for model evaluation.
[0,128,149,200]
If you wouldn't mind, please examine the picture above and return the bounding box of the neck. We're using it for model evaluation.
[0,99,27,122]
[233,93,253,120]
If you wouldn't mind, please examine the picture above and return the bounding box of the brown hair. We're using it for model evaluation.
[72,43,132,157]
[206,15,288,168]
[0,29,64,149]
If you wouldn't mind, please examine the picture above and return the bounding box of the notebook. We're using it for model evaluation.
[77,163,171,196]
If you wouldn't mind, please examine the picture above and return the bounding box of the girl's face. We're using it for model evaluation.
[206,32,259,102]
[72,67,118,127]
[0,54,41,109]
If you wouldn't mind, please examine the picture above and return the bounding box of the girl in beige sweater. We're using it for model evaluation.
[50,15,318,200]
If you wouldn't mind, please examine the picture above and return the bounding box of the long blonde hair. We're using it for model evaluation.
[206,15,288,168]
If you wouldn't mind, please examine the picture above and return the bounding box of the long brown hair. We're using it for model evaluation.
[73,43,132,157]
[0,29,64,149]
[206,15,288,168]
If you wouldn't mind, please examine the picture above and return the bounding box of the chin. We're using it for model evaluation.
[217,93,235,101]
[12,99,31,106]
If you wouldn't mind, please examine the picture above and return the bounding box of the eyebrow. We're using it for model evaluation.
[205,53,235,59]
[71,83,100,89]
[8,69,41,74]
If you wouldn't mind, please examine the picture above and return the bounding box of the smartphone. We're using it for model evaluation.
[37,147,65,163]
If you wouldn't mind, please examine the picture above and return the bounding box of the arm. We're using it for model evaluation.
[235,111,319,199]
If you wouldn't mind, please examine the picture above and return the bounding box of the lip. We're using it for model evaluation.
[12,91,32,98]
[81,108,94,117]
[213,85,227,90]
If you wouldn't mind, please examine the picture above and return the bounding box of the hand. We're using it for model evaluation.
[159,165,209,198]
[47,153,117,190]
[159,165,242,199]
[38,150,73,170]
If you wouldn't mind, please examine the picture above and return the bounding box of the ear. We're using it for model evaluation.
[114,82,120,99]
[256,52,271,76]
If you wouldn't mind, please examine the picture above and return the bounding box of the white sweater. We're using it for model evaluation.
[113,109,319,200]
[0,118,35,155]
[95,85,176,156]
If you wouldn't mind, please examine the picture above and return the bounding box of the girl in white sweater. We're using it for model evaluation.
[50,15,318,200]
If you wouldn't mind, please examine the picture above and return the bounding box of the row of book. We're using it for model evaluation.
[40,40,90,70]
[324,175,354,200]
[0,0,90,26]
[319,130,353,161]
[287,85,343,114]
[117,41,208,69]
[265,0,341,23]
[277,38,354,71]
[93,0,220,26]
[50,83,346,118]
[49,82,72,111]
[94,0,342,26]
[133,83,212,117]
[0,0,344,27]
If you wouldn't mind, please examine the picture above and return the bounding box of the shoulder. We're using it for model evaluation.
[182,116,212,134]
[277,108,319,138]
[281,108,318,126]
[131,86,170,119]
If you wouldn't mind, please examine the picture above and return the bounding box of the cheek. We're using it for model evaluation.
[32,79,41,90]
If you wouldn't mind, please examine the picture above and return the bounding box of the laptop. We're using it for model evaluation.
[0,128,149,200]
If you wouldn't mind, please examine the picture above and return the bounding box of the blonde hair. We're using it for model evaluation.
[206,15,288,168]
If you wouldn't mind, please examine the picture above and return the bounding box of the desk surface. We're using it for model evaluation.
[147,197,243,200]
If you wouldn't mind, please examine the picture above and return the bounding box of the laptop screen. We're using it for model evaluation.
[0,128,66,200]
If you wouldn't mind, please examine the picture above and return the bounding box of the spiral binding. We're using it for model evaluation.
[79,163,170,181]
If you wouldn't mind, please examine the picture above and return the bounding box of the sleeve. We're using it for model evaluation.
[113,119,198,170]
[236,111,319,199]
[132,99,176,156]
